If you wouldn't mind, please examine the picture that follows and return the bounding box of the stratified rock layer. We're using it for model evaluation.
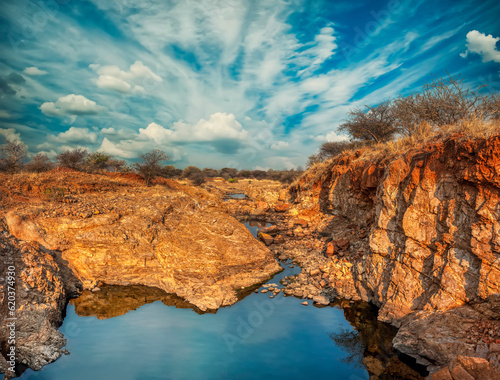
[289,134,500,373]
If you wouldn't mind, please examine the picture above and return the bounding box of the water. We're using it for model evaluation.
[225,193,245,200]
[15,222,425,380]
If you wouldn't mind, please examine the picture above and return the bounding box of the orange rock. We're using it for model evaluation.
[325,242,335,257]
[258,232,274,246]
[274,203,289,212]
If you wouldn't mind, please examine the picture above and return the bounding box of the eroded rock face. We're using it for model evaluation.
[289,134,500,372]
[0,223,81,379]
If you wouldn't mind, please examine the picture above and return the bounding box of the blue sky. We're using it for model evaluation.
[0,0,499,169]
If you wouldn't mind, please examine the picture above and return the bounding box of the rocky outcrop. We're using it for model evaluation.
[0,223,81,379]
[0,172,281,376]
[288,134,500,374]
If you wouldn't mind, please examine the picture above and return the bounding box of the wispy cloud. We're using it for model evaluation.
[0,0,499,168]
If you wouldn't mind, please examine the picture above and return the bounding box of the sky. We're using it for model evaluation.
[0,0,499,170]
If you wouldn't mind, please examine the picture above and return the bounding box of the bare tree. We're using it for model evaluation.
[56,148,88,171]
[392,75,498,135]
[25,153,54,173]
[134,149,169,186]
[0,141,27,173]
[339,101,397,143]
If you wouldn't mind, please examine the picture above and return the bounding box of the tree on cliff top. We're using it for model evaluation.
[134,149,169,186]
[339,101,397,143]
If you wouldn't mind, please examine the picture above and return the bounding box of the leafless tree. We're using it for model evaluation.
[392,75,499,135]
[134,149,169,186]
[56,148,88,171]
[339,101,398,143]
[25,153,54,173]
[0,140,27,173]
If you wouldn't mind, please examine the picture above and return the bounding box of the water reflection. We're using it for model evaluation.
[330,300,427,379]
[70,285,209,319]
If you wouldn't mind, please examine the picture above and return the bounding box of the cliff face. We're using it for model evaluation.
[0,172,280,377]
[289,134,500,370]
[0,224,81,378]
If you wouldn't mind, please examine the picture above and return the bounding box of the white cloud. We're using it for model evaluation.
[23,66,48,76]
[94,75,131,93]
[325,131,349,142]
[90,61,162,93]
[297,26,337,71]
[0,128,21,143]
[40,94,106,117]
[38,127,98,151]
[139,112,248,144]
[98,137,137,158]
[270,141,289,150]
[461,30,500,63]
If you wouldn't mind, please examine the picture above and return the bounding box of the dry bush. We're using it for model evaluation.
[0,141,27,173]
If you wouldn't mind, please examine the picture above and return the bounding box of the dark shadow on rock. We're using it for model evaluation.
[330,300,428,379]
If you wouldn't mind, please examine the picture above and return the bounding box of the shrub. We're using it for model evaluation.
[56,148,88,171]
[190,172,207,186]
[183,166,201,178]
[25,153,54,173]
[108,159,127,172]
[0,141,27,173]
[85,152,112,172]
[228,178,239,183]
[339,101,397,143]
[162,165,183,178]
[392,75,499,136]
[134,149,169,186]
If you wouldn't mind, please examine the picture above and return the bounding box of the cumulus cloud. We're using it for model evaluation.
[139,112,248,145]
[23,67,48,76]
[40,94,106,117]
[90,61,162,93]
[0,128,22,143]
[37,127,98,151]
[460,30,500,62]
[270,141,289,150]
[98,137,137,158]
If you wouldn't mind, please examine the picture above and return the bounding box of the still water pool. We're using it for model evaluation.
[17,222,424,380]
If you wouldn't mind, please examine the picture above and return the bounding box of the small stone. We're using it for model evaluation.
[258,232,274,246]
[310,268,320,277]
[261,289,269,293]
[326,242,335,257]
[313,295,330,305]
[91,287,101,292]
[274,204,289,212]
[301,301,308,306]
[274,235,285,244]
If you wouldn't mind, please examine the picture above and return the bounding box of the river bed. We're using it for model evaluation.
[15,222,425,380]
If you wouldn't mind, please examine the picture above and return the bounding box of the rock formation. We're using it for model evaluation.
[0,171,280,377]
[286,133,500,375]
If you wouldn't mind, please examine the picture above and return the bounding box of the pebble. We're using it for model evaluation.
[261,289,269,293]
[301,301,308,306]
